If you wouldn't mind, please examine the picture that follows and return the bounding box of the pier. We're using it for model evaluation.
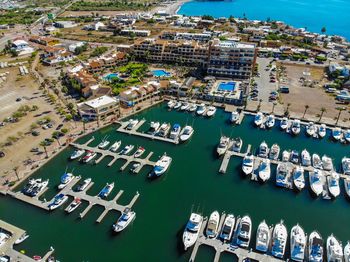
[219,144,251,174]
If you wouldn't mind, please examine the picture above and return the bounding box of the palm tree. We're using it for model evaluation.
[13,166,19,181]
[302,105,309,118]
[40,141,48,158]
[257,99,263,112]
[286,103,291,112]
[319,107,326,122]
[335,107,345,125]
[271,102,277,114]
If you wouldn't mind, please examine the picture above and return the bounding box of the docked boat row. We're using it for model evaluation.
[182,211,350,261]
[22,178,49,197]
[147,121,194,142]
[216,136,243,156]
[167,100,217,117]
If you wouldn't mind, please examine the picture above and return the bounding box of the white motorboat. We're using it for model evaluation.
[309,169,323,196]
[196,103,206,115]
[318,124,327,138]
[342,157,350,175]
[265,114,275,128]
[48,194,68,210]
[306,122,317,137]
[231,111,240,124]
[291,119,301,135]
[327,234,343,262]
[308,231,323,262]
[66,197,82,213]
[58,173,74,189]
[290,224,306,262]
[173,101,182,110]
[242,154,254,175]
[258,141,269,158]
[149,121,160,134]
[206,210,220,238]
[206,106,216,117]
[157,122,171,137]
[327,172,340,198]
[70,149,85,160]
[167,100,176,108]
[290,150,300,164]
[280,117,289,130]
[180,102,190,111]
[271,220,288,259]
[344,242,350,262]
[119,145,134,155]
[332,127,342,141]
[254,112,264,127]
[220,214,235,242]
[258,159,271,182]
[301,149,311,166]
[276,162,291,188]
[126,119,139,130]
[282,150,290,162]
[188,103,197,112]
[256,220,271,253]
[133,147,145,158]
[98,182,114,198]
[231,137,242,153]
[182,213,203,250]
[98,139,110,149]
[0,232,10,246]
[82,150,97,163]
[269,143,280,160]
[23,179,49,197]
[169,124,181,140]
[322,155,333,171]
[217,136,230,156]
[76,178,92,192]
[237,215,252,248]
[130,163,141,173]
[312,154,323,169]
[179,126,194,142]
[293,166,305,191]
[109,140,122,152]
[149,154,172,178]
[112,208,136,232]
[14,233,29,245]
[344,130,350,143]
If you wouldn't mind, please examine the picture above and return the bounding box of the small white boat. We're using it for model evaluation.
[98,182,114,199]
[344,241,350,262]
[301,149,311,166]
[290,150,300,164]
[318,124,327,138]
[66,198,82,213]
[179,126,194,142]
[220,214,235,242]
[322,155,333,171]
[327,172,340,198]
[258,159,271,182]
[182,213,203,250]
[119,145,134,155]
[126,119,139,130]
[271,220,288,259]
[327,234,343,262]
[14,233,29,245]
[157,122,171,137]
[290,224,306,262]
[109,140,122,152]
[70,149,85,160]
[269,143,280,160]
[242,154,254,175]
[98,139,110,149]
[180,102,189,111]
[167,100,176,108]
[312,154,323,169]
[293,166,305,191]
[82,150,97,163]
[291,119,301,135]
[149,121,160,134]
[206,106,216,117]
[282,150,290,162]
[265,114,275,128]
[254,112,264,127]
[231,111,240,124]
[344,130,350,143]
[149,154,172,178]
[276,162,291,188]
[309,169,323,196]
[255,220,271,253]
[206,211,220,238]
[188,103,197,112]
[231,137,242,153]
[76,178,92,192]
[237,215,252,248]
[306,122,317,137]
[332,127,343,141]
[58,173,74,189]
[169,124,181,140]
[48,194,69,210]
[280,117,289,130]
[133,146,145,158]
[258,141,269,158]
[173,101,182,110]
[308,231,323,262]
[344,178,350,199]
[112,208,136,232]
[217,136,230,156]
[196,103,206,115]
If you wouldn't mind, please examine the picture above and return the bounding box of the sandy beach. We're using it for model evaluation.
[151,0,190,15]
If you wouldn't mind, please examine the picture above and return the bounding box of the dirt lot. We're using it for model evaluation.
[60,10,140,17]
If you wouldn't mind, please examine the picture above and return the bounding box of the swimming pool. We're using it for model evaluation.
[152,69,171,77]
[103,73,119,81]
[218,81,236,92]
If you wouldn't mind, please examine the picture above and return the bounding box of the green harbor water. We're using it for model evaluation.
[1,103,350,261]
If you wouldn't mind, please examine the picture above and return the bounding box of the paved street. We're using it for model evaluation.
[253,57,278,102]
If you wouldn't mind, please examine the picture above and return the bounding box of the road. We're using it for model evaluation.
[253,57,278,102]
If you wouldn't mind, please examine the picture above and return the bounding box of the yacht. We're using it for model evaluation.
[14,233,29,245]
[306,122,317,137]
[22,178,40,195]
[70,149,85,160]
[327,172,340,198]
[280,117,289,130]
[293,166,305,191]
[308,231,324,262]
[119,145,134,155]
[48,194,69,210]
[66,198,81,213]
[344,130,350,143]
[344,242,350,262]
[182,213,203,250]
[188,103,197,112]
[169,124,181,140]
[196,103,206,115]
[282,150,291,162]
[269,143,280,160]
[310,169,324,196]
[148,121,160,134]
[231,137,242,153]
[312,154,323,169]
[265,114,275,128]
[133,147,145,158]
[220,214,235,242]
[271,220,288,259]
[231,111,240,124]
[173,101,182,110]
[157,122,171,137]
[344,178,350,199]
[256,220,271,253]
[236,215,252,248]
[0,232,10,246]
[217,136,230,156]
[290,150,300,164]
[109,140,122,152]
[82,150,97,163]
[112,208,136,233]
[58,172,74,189]
[180,102,190,111]
[290,224,306,262]
[167,100,176,109]
[258,159,271,182]
[206,106,216,117]
[332,127,342,141]
[179,126,194,142]
[318,124,327,138]
[327,234,343,262]
[76,178,92,192]
[291,119,301,135]
[322,155,333,171]
[98,139,110,149]
[98,182,114,199]
[276,162,290,188]
[242,154,254,175]
[126,119,139,130]
[206,211,220,238]
[23,179,49,197]
[149,154,172,178]
[301,149,311,166]
[342,157,350,175]
[258,141,269,158]
[254,112,264,127]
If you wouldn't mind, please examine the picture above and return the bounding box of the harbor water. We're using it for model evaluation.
[1,103,350,261]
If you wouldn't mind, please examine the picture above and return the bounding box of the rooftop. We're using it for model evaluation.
[81,95,117,109]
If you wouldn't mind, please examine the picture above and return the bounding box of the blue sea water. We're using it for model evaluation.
[178,0,350,40]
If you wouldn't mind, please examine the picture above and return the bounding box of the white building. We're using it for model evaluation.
[77,95,119,120]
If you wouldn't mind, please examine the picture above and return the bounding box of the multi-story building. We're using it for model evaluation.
[77,95,119,121]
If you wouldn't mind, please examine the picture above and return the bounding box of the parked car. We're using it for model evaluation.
[31,130,40,136]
